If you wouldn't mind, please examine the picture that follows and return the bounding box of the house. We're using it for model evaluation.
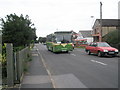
[77,30,93,43]
[74,30,93,47]
[92,19,119,42]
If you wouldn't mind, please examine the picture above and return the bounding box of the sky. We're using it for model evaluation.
[0,0,119,37]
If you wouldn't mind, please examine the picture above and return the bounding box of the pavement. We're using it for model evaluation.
[20,46,53,88]
[118,52,120,57]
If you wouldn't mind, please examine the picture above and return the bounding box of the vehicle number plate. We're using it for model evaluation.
[62,50,67,51]
[109,52,114,54]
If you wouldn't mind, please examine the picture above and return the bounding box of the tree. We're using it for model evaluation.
[38,37,46,43]
[1,14,37,47]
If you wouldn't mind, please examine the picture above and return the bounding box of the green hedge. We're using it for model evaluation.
[103,29,120,50]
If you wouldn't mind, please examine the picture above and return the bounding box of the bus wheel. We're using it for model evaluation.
[52,47,55,53]
[48,47,50,51]
[66,51,69,53]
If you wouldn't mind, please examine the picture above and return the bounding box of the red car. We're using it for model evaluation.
[85,42,119,57]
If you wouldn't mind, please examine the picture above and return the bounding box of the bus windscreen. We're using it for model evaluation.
[55,35,72,43]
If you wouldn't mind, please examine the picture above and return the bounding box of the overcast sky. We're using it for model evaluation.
[0,0,119,37]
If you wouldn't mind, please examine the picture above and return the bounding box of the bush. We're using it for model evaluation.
[2,44,7,78]
[13,46,25,52]
[103,29,120,50]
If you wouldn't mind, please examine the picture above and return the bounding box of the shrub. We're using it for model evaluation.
[103,29,120,50]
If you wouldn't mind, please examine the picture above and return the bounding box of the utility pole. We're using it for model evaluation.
[100,2,102,42]
[90,16,94,42]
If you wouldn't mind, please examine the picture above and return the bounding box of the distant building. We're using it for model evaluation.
[74,30,93,47]
[77,30,93,43]
[92,19,119,42]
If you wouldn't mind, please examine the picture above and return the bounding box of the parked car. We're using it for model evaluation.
[85,42,119,57]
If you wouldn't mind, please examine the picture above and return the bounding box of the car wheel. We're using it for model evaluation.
[86,50,91,55]
[98,51,103,57]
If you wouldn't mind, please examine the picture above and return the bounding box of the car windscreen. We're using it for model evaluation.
[97,42,111,47]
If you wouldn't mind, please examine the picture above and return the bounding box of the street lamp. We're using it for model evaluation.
[91,16,94,29]
[90,16,95,42]
[90,16,94,36]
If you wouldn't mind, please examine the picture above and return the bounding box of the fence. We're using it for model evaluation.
[3,43,31,87]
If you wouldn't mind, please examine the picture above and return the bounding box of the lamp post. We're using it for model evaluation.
[91,16,94,29]
[90,16,95,33]
[100,2,102,42]
[90,16,95,42]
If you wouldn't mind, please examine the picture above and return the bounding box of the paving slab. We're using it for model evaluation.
[20,48,53,88]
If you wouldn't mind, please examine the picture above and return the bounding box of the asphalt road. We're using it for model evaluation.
[36,43,118,88]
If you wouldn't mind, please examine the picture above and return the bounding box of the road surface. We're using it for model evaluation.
[35,43,118,88]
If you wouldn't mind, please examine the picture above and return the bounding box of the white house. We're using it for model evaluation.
[77,30,93,44]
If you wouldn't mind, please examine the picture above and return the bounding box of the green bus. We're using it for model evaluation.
[46,31,74,53]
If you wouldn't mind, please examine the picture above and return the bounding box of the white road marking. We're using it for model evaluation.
[34,46,37,49]
[70,54,76,56]
[32,54,38,56]
[91,60,107,66]
[36,48,56,88]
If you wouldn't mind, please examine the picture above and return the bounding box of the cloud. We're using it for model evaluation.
[0,0,119,37]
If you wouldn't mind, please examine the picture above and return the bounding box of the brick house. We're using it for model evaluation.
[92,19,119,42]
